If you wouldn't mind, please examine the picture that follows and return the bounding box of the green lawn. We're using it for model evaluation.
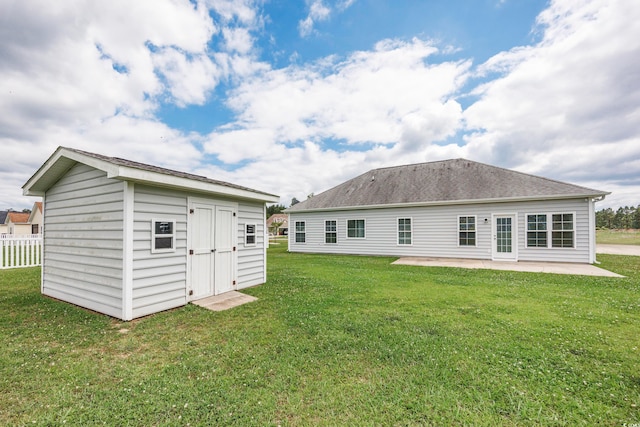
[597,229,640,245]
[1,246,639,425]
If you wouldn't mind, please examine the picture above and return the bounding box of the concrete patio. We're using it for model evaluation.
[191,291,258,312]
[392,257,623,277]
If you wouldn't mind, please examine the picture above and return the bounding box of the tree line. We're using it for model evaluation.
[596,206,640,229]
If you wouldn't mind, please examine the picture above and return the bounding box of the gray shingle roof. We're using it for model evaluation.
[287,159,609,212]
[64,147,278,198]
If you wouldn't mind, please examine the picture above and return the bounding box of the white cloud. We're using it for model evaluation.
[152,48,220,107]
[463,0,640,195]
[0,0,263,209]
[1,0,638,212]
[205,38,469,164]
[298,0,334,37]
[200,37,471,202]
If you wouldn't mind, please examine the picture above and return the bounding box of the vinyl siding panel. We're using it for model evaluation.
[42,163,124,318]
[289,198,594,263]
[131,185,188,319]
[237,202,267,289]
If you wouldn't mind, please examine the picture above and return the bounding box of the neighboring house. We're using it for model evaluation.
[286,159,609,264]
[28,201,44,234]
[23,147,279,321]
[0,211,7,236]
[267,213,288,235]
[5,211,31,235]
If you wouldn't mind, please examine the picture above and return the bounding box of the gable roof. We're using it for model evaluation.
[27,202,43,223]
[267,213,289,227]
[0,211,7,224]
[287,159,609,212]
[23,147,280,203]
[7,212,30,224]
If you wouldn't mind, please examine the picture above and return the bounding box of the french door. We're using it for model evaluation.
[492,214,517,261]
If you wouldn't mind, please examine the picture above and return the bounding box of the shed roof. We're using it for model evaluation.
[287,159,609,212]
[23,147,280,203]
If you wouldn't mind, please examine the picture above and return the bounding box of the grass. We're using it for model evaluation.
[1,246,639,425]
[597,229,640,245]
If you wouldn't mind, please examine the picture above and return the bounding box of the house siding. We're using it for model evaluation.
[237,202,267,288]
[129,188,268,318]
[131,185,188,319]
[288,198,593,263]
[42,163,125,318]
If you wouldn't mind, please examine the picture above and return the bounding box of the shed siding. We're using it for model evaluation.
[131,185,188,319]
[43,163,125,318]
[288,198,593,263]
[237,201,267,288]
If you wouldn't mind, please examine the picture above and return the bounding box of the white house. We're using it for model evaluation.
[23,147,279,320]
[286,159,609,264]
[4,211,32,235]
[28,202,44,235]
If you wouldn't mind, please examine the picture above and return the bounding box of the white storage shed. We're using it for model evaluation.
[23,147,279,320]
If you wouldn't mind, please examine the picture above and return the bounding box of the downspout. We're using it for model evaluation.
[589,196,606,264]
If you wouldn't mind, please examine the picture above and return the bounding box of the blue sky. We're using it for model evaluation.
[1,0,639,210]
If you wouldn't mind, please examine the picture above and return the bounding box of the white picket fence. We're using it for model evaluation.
[0,234,43,269]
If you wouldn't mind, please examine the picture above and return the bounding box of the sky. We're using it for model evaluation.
[1,0,639,211]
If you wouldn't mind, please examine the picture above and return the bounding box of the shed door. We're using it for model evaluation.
[189,200,237,300]
[214,205,235,294]
[190,203,215,299]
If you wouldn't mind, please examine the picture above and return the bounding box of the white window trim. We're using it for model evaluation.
[525,212,576,249]
[397,217,413,246]
[245,223,257,247]
[346,218,366,239]
[457,215,477,247]
[526,212,549,249]
[294,220,306,244]
[151,218,176,254]
[324,219,338,244]
[551,211,576,249]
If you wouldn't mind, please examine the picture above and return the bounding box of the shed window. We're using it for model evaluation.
[552,213,574,248]
[527,214,548,247]
[152,219,176,253]
[245,224,256,246]
[398,218,412,245]
[295,221,306,243]
[347,219,365,239]
[458,216,476,246]
[325,220,337,244]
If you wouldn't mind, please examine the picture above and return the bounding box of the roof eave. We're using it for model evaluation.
[285,192,611,213]
[113,166,280,203]
[23,147,280,203]
[23,147,120,196]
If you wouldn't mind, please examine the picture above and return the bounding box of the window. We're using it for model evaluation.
[295,221,306,243]
[347,219,365,238]
[325,220,337,244]
[552,213,574,248]
[31,224,39,234]
[398,218,412,245]
[526,213,575,248]
[527,214,547,247]
[151,219,176,253]
[458,216,476,246]
[245,224,256,246]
